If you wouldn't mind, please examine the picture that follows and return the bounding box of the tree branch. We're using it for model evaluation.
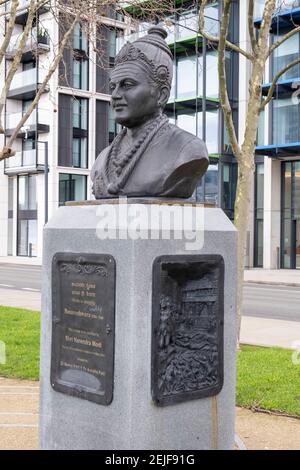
[248,0,257,52]
[0,12,80,160]
[0,0,18,68]
[269,24,300,57]
[0,0,36,135]
[218,0,242,161]
[260,56,300,110]
[198,0,254,62]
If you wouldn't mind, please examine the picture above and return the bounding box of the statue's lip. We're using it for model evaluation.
[113,104,128,109]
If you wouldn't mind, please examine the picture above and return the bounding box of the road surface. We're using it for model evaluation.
[0,264,299,322]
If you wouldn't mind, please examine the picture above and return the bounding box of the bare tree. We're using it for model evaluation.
[199,0,300,343]
[0,0,176,162]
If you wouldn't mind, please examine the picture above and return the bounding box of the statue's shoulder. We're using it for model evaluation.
[91,145,111,179]
[166,123,209,163]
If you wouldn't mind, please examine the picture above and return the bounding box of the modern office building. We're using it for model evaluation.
[0,0,238,262]
[0,1,130,259]
[1,0,300,270]
[251,0,300,269]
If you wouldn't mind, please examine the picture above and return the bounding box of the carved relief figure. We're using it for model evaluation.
[91,26,209,199]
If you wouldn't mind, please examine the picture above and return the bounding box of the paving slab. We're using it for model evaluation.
[244,269,300,286]
[0,288,41,311]
[0,378,39,450]
[0,378,299,450]
[236,407,300,450]
[241,315,300,349]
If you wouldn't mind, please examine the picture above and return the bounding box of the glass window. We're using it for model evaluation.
[293,161,300,218]
[273,33,300,80]
[198,51,219,99]
[254,0,265,18]
[59,174,87,206]
[196,164,219,205]
[273,98,300,144]
[22,99,34,115]
[23,60,36,71]
[72,137,87,168]
[283,218,292,268]
[257,110,265,146]
[284,162,292,211]
[177,112,197,135]
[73,58,88,90]
[256,163,264,211]
[204,2,219,36]
[73,23,88,53]
[177,10,198,40]
[8,177,14,212]
[196,110,219,152]
[73,98,88,130]
[177,56,197,99]
[254,163,264,267]
[18,175,37,211]
[221,162,237,219]
[17,220,37,257]
[108,29,117,59]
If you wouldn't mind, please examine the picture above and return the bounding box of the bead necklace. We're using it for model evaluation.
[104,114,169,195]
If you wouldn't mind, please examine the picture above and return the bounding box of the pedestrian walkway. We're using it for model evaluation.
[0,257,42,266]
[240,316,300,349]
[0,378,299,450]
[0,288,41,311]
[245,269,300,286]
[0,377,39,450]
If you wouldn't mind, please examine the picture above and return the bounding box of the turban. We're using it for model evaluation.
[114,26,173,91]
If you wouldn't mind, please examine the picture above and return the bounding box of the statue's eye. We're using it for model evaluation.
[123,81,135,89]
[109,83,116,91]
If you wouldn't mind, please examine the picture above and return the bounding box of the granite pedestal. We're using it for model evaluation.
[39,201,237,450]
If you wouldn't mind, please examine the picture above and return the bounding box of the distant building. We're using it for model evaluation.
[0,1,129,259]
[2,0,300,271]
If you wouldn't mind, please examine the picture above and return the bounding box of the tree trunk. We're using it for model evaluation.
[234,156,255,344]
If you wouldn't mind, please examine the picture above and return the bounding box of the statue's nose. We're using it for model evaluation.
[111,85,122,99]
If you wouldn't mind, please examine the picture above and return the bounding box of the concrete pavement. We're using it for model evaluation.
[0,377,300,450]
[0,377,39,450]
[245,269,300,286]
[0,288,41,311]
[240,316,300,349]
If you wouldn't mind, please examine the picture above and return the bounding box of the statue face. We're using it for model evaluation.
[110,63,161,128]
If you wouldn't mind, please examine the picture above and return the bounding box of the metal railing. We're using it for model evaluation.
[5,142,46,169]
[254,0,300,19]
[9,67,48,92]
[6,107,49,129]
[6,26,49,55]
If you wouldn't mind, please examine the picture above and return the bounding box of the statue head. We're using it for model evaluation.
[110,26,173,128]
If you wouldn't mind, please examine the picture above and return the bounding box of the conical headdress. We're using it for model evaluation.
[114,26,173,90]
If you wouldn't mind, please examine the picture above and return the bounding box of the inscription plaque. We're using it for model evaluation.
[51,253,115,405]
[152,255,224,406]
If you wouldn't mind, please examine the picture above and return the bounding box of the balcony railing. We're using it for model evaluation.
[9,67,48,93]
[254,0,300,19]
[6,0,50,16]
[6,27,50,58]
[6,108,49,131]
[5,143,46,171]
[116,8,218,52]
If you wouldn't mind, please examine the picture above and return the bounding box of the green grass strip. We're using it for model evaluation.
[0,306,40,381]
[237,345,300,418]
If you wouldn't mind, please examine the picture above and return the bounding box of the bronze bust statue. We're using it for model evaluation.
[91,26,209,199]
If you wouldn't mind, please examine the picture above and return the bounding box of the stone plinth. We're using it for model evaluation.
[39,201,237,450]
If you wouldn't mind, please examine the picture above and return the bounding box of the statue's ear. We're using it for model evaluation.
[158,86,170,108]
